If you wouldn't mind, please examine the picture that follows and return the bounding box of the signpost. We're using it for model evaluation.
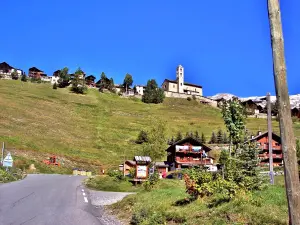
[3,152,13,170]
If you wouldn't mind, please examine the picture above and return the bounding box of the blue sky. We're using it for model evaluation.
[1,0,299,97]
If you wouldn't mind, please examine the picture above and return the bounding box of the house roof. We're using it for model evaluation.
[126,160,136,166]
[29,67,43,72]
[85,75,96,79]
[154,161,169,167]
[163,79,203,89]
[134,156,151,162]
[248,131,281,144]
[166,136,212,152]
[0,62,14,70]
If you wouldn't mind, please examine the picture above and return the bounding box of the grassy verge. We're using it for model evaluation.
[0,166,25,183]
[85,176,143,192]
[2,80,299,169]
[108,177,288,225]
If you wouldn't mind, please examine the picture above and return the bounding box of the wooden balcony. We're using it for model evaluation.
[175,157,213,165]
[261,144,281,151]
[258,153,283,159]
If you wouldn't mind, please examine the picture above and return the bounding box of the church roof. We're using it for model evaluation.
[163,79,202,89]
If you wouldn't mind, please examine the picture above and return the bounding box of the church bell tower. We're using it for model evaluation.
[176,65,184,93]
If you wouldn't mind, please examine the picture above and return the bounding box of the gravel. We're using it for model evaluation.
[88,190,136,225]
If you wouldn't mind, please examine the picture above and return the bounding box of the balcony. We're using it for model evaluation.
[176,157,213,165]
[262,144,281,151]
[258,153,283,159]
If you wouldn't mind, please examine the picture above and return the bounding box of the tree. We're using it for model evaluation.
[175,131,183,142]
[185,132,190,138]
[136,130,148,144]
[195,131,200,141]
[223,132,229,144]
[201,133,206,144]
[21,74,27,82]
[219,149,229,166]
[217,129,223,144]
[11,70,19,80]
[221,97,247,154]
[53,83,57,89]
[142,79,165,104]
[123,73,133,93]
[71,67,87,94]
[57,67,70,88]
[209,132,217,144]
[142,118,167,162]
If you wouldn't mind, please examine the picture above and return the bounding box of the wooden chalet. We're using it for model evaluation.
[0,62,14,74]
[28,67,45,79]
[291,107,300,118]
[53,70,61,77]
[166,137,214,170]
[241,99,264,115]
[248,131,283,167]
[85,75,96,87]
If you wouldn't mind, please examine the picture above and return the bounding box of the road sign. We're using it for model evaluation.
[3,152,13,167]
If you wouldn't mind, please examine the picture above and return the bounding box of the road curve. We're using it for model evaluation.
[0,174,105,225]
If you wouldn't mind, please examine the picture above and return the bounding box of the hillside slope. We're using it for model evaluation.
[1,80,299,169]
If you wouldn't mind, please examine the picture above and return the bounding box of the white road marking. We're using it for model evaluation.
[84,197,88,203]
[83,193,86,196]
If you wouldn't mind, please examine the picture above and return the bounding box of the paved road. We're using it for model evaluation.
[0,174,107,225]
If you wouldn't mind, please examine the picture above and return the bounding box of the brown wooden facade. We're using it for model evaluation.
[166,137,213,170]
[249,131,283,167]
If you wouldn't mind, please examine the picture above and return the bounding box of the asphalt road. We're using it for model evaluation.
[0,174,107,225]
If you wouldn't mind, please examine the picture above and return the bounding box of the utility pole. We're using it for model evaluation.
[267,0,300,224]
[267,93,274,185]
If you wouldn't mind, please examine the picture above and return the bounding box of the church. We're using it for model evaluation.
[162,65,203,98]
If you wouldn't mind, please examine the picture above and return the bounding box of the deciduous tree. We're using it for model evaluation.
[123,73,133,93]
[142,79,165,104]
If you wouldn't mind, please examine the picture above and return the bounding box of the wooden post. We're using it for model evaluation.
[267,0,300,223]
[267,93,274,185]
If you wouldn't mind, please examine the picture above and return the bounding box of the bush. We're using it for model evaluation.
[187,97,192,101]
[143,171,160,191]
[21,74,27,82]
[192,95,197,100]
[135,130,148,144]
[107,169,126,181]
[71,85,87,94]
[53,83,57,89]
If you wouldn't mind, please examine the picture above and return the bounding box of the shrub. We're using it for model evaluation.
[21,74,27,82]
[135,130,148,144]
[53,83,57,89]
[192,95,197,100]
[187,97,192,101]
[143,171,160,191]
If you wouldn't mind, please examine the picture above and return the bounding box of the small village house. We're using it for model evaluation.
[51,70,60,84]
[0,62,23,79]
[135,85,146,95]
[28,67,45,79]
[241,99,264,115]
[291,107,300,118]
[166,136,216,171]
[248,131,283,167]
[85,75,96,87]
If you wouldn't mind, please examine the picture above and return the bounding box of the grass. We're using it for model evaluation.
[109,176,288,225]
[1,80,300,170]
[85,175,143,192]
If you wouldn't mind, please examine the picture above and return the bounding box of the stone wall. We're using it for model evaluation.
[164,91,218,107]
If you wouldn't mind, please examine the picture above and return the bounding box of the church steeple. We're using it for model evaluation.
[176,65,184,93]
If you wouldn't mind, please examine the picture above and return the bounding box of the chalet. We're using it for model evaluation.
[0,62,23,79]
[248,131,283,167]
[166,137,215,171]
[291,107,300,118]
[241,99,263,115]
[85,75,96,87]
[28,67,45,79]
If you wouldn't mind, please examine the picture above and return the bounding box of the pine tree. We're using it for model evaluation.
[176,131,183,142]
[209,132,217,144]
[223,132,229,144]
[217,129,223,144]
[21,74,27,82]
[201,133,206,144]
[195,131,200,141]
[185,132,190,138]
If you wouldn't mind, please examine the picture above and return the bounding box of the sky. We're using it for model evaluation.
[1,0,299,97]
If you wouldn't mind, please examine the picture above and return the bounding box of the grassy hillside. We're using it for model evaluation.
[1,80,299,170]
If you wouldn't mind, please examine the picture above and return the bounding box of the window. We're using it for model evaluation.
[195,88,196,91]
[181,83,182,86]
[173,84,175,88]
[164,85,166,89]
[180,73,182,76]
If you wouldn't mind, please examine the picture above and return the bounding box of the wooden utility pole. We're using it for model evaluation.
[267,0,300,224]
[267,93,274,185]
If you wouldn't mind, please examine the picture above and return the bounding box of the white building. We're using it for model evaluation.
[51,76,60,84]
[162,65,203,97]
[135,85,146,95]
[0,62,23,79]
